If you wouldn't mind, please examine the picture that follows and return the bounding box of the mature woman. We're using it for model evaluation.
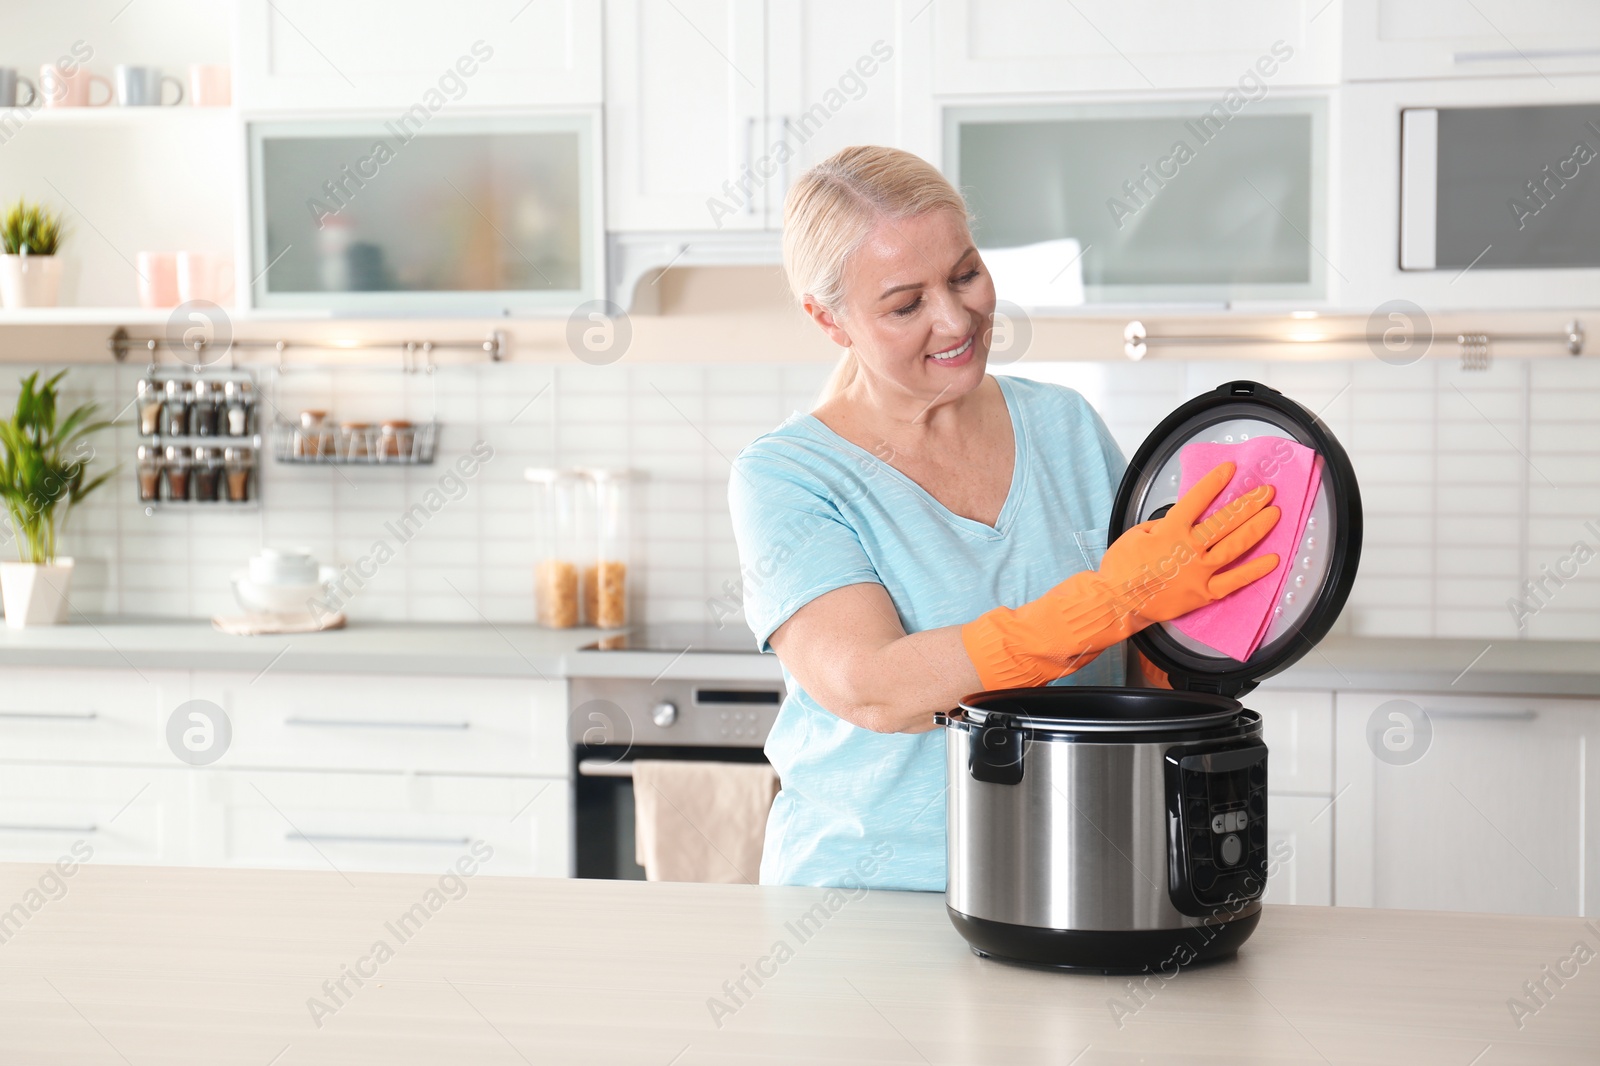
[728,146,1281,891]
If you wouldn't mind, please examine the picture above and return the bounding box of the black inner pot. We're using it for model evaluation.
[957,685,1244,734]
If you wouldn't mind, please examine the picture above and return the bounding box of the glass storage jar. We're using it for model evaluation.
[582,468,631,629]
[527,468,585,628]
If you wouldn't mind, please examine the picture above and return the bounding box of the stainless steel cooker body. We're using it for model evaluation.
[939,688,1269,973]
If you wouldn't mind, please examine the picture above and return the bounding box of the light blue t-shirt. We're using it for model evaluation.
[726,374,1128,892]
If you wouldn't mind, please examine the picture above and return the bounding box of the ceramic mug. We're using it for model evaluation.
[187,64,231,107]
[40,64,112,107]
[136,251,180,309]
[115,65,184,107]
[177,251,234,305]
[248,548,321,588]
[0,68,39,108]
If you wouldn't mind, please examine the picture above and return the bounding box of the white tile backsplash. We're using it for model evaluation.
[5,355,1596,639]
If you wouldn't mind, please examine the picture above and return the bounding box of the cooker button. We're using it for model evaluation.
[1192,864,1217,892]
[1235,810,1248,830]
[1211,814,1226,834]
[1219,833,1243,867]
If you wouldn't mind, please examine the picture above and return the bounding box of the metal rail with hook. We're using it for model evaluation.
[108,327,507,370]
[1122,319,1584,370]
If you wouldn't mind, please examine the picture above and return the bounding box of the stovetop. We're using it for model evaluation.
[577,622,762,654]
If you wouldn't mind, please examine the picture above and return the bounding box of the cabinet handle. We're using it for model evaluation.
[284,716,469,731]
[578,758,634,778]
[286,831,470,847]
[0,711,98,721]
[744,115,757,215]
[1420,708,1538,722]
[0,823,98,833]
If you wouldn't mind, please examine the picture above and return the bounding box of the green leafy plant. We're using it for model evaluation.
[0,371,113,565]
[0,200,65,256]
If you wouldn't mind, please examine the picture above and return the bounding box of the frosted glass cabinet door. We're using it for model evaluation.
[1400,103,1600,271]
[249,115,602,313]
[946,99,1328,304]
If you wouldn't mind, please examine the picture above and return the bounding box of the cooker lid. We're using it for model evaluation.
[1108,380,1362,697]
[959,686,1242,733]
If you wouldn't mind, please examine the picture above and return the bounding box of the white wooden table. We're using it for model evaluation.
[0,863,1595,1063]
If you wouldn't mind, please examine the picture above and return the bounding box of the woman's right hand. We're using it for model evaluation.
[960,461,1281,690]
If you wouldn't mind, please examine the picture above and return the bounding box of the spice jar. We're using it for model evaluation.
[163,379,191,437]
[379,420,414,462]
[340,421,373,461]
[136,444,161,503]
[193,445,222,501]
[224,446,253,502]
[582,469,632,629]
[223,379,254,437]
[163,444,192,500]
[136,378,163,436]
[191,379,218,437]
[527,468,584,628]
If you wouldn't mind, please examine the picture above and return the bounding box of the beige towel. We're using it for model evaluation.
[632,760,780,884]
[211,611,347,635]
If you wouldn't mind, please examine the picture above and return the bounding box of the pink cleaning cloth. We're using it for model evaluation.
[1171,436,1322,662]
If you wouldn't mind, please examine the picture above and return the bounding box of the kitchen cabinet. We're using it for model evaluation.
[932,0,1340,94]
[186,769,567,877]
[0,667,177,764]
[233,0,602,110]
[0,668,571,877]
[1263,794,1334,906]
[1339,75,1600,312]
[1334,691,1588,916]
[604,0,932,231]
[189,672,569,776]
[603,0,768,231]
[0,766,188,867]
[1255,687,1336,905]
[1342,0,1600,82]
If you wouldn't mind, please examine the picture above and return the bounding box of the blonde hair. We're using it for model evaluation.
[781,146,971,406]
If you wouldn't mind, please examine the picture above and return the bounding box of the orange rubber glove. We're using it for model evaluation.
[961,461,1282,690]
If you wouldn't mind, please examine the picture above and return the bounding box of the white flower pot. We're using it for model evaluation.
[0,254,64,308]
[0,558,74,627]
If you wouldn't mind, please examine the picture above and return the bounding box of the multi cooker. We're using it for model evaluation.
[938,380,1362,973]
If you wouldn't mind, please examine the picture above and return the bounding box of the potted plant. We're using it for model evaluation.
[0,200,66,309]
[0,371,111,626]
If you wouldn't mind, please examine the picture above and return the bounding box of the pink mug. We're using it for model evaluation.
[40,64,112,107]
[136,252,180,309]
[177,251,235,306]
[187,64,231,108]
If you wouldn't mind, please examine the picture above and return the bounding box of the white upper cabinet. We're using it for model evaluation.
[1343,0,1600,81]
[605,0,933,232]
[932,0,1341,94]
[765,0,936,196]
[604,0,768,231]
[234,0,602,111]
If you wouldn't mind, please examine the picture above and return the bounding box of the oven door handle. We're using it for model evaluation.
[578,758,636,779]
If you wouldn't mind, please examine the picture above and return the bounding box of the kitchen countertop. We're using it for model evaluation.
[2,621,1600,696]
[0,618,782,682]
[2,863,1594,1064]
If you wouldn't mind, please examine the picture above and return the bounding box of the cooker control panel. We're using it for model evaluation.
[1163,742,1269,918]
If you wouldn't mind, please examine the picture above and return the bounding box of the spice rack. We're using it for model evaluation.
[270,420,438,465]
[134,367,261,515]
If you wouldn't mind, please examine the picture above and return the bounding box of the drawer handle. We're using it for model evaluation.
[0,712,98,721]
[1420,709,1538,722]
[0,823,98,833]
[286,831,471,847]
[284,716,470,731]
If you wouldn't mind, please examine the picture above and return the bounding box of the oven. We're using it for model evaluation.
[568,673,784,880]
